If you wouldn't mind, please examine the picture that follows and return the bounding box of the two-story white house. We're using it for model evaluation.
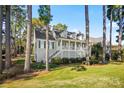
[34,27,91,62]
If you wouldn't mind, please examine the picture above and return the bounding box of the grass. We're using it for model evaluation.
[0,62,124,88]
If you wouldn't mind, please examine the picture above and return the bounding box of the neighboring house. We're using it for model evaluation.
[111,45,118,51]
[90,37,110,53]
[34,27,91,62]
[89,37,103,45]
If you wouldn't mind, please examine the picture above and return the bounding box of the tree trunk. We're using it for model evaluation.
[103,5,106,64]
[118,7,122,61]
[13,39,17,57]
[109,10,113,61]
[45,25,49,71]
[5,5,11,69]
[13,21,17,57]
[0,6,3,73]
[85,5,90,65]
[19,31,22,56]
[24,5,32,73]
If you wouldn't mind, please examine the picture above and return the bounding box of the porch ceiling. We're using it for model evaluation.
[58,38,86,43]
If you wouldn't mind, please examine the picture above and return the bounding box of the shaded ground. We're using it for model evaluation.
[0,61,124,88]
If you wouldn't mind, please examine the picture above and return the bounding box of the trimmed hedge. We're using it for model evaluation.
[62,58,70,64]
[51,57,62,65]
[51,57,86,65]
[31,62,45,70]
[90,60,99,65]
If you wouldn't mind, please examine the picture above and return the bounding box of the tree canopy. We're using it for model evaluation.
[53,23,67,32]
[32,18,44,28]
[38,5,52,25]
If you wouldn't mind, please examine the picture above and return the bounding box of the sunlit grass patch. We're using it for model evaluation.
[0,63,124,88]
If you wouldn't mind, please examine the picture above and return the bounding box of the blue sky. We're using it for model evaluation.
[32,5,119,45]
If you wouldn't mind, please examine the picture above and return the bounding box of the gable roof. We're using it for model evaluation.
[54,31,61,38]
[89,37,103,44]
[35,27,84,41]
[35,28,55,40]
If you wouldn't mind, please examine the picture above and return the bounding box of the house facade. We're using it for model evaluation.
[34,28,91,62]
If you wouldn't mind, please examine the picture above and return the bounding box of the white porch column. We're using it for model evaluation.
[69,40,70,58]
[61,39,62,50]
[81,42,83,50]
[56,40,58,50]
[61,39,62,58]
[69,40,70,50]
[75,41,76,50]
[82,43,84,48]
[75,41,76,58]
[34,29,37,62]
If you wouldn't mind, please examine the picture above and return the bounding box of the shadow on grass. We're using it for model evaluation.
[110,61,124,65]
[0,62,86,84]
[15,72,39,80]
[0,71,40,84]
[50,63,81,71]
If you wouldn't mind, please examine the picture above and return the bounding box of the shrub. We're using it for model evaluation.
[90,56,99,65]
[31,62,59,70]
[90,56,96,60]
[81,57,86,61]
[105,53,110,61]
[51,57,62,65]
[112,52,119,61]
[90,60,99,65]
[75,58,81,63]
[71,65,86,71]
[0,74,7,81]
[49,64,59,68]
[69,58,76,63]
[91,43,103,60]
[51,57,87,65]
[31,62,45,70]
[77,58,83,63]
[62,58,70,64]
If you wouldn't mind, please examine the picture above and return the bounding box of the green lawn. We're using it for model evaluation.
[0,62,124,88]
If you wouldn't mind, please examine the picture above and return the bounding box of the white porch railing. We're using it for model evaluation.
[60,46,86,51]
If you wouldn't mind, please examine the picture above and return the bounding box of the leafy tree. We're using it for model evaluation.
[91,43,103,60]
[107,5,119,60]
[53,23,67,32]
[24,5,32,73]
[107,5,124,61]
[85,5,90,65]
[38,5,52,71]
[11,5,27,56]
[114,6,124,61]
[32,18,44,28]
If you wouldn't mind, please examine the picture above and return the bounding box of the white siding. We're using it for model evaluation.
[34,38,90,62]
[35,39,57,62]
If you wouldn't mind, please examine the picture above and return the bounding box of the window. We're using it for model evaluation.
[44,41,46,48]
[38,40,41,48]
[52,42,54,49]
[58,41,60,46]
